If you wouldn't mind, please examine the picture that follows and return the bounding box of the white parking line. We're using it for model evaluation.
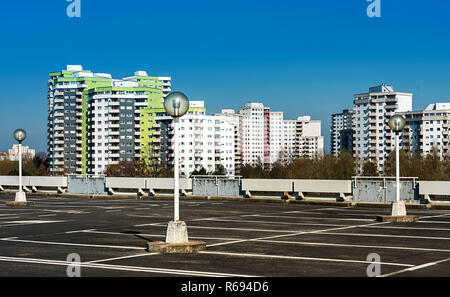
[206,222,389,247]
[248,214,374,222]
[136,223,300,234]
[199,251,413,267]
[323,232,450,241]
[65,229,96,234]
[85,253,158,264]
[0,220,68,227]
[200,218,353,227]
[83,230,240,241]
[419,213,450,220]
[381,257,450,277]
[251,239,450,253]
[0,256,258,277]
[418,220,450,224]
[0,238,144,250]
[365,225,450,231]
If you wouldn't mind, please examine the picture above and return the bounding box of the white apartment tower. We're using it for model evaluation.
[399,103,450,158]
[152,102,235,177]
[270,111,284,163]
[295,116,324,159]
[213,109,243,174]
[353,83,413,170]
[239,103,271,168]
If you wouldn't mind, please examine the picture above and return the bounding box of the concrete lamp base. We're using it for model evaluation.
[390,201,407,216]
[15,192,27,202]
[6,192,35,206]
[376,201,418,222]
[6,201,35,207]
[166,220,189,243]
[376,215,419,223]
[147,241,206,254]
[146,221,206,254]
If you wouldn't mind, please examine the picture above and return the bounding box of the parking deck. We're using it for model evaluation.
[0,194,449,277]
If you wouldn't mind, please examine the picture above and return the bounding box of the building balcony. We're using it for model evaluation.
[385,104,398,110]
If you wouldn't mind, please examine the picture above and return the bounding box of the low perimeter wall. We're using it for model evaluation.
[0,176,449,204]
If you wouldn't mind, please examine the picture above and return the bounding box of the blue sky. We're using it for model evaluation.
[0,0,449,153]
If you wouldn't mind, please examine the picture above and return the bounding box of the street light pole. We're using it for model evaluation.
[173,117,180,222]
[18,142,22,195]
[395,131,400,203]
[162,91,190,244]
[377,114,418,223]
[13,129,27,203]
[387,115,406,217]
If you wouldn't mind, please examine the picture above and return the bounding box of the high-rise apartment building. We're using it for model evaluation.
[269,111,284,164]
[221,103,323,168]
[239,103,271,168]
[273,114,323,162]
[152,103,235,177]
[399,103,450,158]
[353,83,413,170]
[47,65,170,175]
[7,144,35,161]
[294,116,324,159]
[213,109,243,174]
[330,109,354,156]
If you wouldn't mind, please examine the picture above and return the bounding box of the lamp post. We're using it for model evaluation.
[388,115,407,216]
[13,129,27,202]
[163,91,189,243]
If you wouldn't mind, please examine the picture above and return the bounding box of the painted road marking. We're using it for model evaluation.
[248,214,374,222]
[0,256,258,277]
[85,253,158,264]
[199,251,413,267]
[82,229,241,241]
[0,238,144,250]
[323,232,450,240]
[252,239,450,253]
[381,257,450,277]
[200,218,352,227]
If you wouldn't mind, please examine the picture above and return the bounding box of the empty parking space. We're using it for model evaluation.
[0,193,449,277]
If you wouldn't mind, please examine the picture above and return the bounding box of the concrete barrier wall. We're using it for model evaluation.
[419,181,450,196]
[105,178,192,190]
[2,175,450,202]
[145,178,192,190]
[241,179,293,192]
[294,180,351,194]
[0,176,67,187]
[105,177,146,189]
